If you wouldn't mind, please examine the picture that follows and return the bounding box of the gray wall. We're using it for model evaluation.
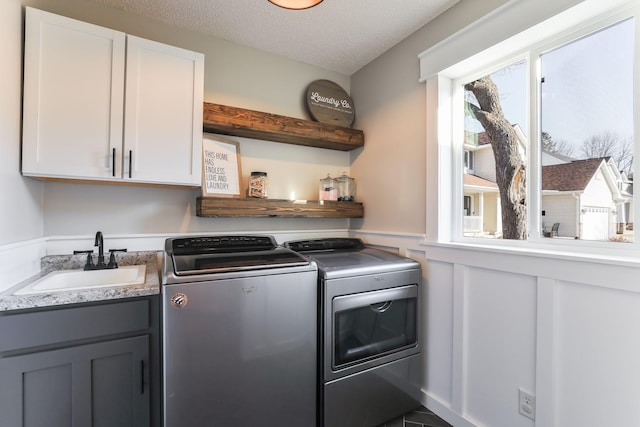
[1,0,44,245]
[349,0,511,234]
[1,0,352,244]
[2,0,520,245]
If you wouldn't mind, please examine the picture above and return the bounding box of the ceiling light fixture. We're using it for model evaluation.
[268,0,323,10]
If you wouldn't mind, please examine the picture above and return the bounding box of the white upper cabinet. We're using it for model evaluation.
[124,36,203,185]
[21,8,204,187]
[22,8,126,180]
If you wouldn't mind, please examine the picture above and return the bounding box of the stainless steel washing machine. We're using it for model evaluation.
[162,235,318,427]
[285,238,423,427]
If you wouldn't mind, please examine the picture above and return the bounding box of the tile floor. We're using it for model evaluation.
[377,405,452,427]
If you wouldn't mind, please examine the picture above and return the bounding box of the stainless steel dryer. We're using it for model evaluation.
[161,235,318,427]
[285,238,422,427]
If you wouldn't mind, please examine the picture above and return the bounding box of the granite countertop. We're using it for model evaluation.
[0,251,161,312]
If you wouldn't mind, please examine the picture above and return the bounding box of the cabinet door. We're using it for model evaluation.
[124,36,204,186]
[0,336,149,427]
[22,7,126,180]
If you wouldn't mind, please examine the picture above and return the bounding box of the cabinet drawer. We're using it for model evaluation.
[0,300,149,353]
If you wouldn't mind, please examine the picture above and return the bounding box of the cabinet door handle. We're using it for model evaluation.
[140,359,145,394]
[129,150,133,179]
[112,148,116,177]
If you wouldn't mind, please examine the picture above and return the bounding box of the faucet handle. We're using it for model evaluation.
[107,249,127,269]
[74,250,95,271]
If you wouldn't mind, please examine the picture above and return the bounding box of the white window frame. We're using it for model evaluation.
[422,0,640,256]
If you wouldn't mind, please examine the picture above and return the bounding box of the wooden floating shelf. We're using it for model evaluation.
[202,102,364,151]
[197,197,364,218]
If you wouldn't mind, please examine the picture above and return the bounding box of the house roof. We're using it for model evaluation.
[465,159,610,192]
[542,158,606,191]
[464,174,498,189]
[464,130,492,146]
[543,150,576,164]
[464,124,526,148]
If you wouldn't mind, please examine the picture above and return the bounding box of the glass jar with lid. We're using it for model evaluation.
[319,174,337,201]
[336,172,356,202]
[248,171,268,198]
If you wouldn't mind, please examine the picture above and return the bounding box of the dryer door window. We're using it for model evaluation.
[332,285,417,368]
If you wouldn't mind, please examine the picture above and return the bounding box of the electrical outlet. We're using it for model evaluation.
[519,388,536,420]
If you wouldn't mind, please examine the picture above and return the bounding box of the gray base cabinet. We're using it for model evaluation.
[0,336,149,427]
[0,297,158,427]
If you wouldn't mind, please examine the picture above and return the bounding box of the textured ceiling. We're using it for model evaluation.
[87,0,459,75]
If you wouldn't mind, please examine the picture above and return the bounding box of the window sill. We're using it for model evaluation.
[420,239,640,270]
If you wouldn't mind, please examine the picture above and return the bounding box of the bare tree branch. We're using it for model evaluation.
[580,131,633,174]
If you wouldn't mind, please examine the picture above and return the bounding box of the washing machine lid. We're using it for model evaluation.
[285,238,420,278]
[166,235,309,276]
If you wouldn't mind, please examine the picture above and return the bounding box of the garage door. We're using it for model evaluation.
[582,207,609,241]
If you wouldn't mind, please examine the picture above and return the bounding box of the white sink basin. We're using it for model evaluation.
[14,265,147,296]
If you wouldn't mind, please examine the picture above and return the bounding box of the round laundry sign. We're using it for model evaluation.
[305,80,355,128]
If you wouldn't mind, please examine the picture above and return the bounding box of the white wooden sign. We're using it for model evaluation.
[202,136,242,197]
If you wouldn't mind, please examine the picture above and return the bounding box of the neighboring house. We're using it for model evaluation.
[463,173,499,236]
[463,129,633,240]
[542,157,633,240]
[463,125,526,238]
[619,171,634,229]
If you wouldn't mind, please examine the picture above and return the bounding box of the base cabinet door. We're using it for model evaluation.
[0,336,149,427]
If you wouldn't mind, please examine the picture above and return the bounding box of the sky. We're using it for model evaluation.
[467,17,634,157]
[540,18,634,150]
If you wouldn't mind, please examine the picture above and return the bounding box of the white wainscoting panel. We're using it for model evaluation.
[424,260,454,405]
[554,281,640,426]
[0,238,46,293]
[534,277,556,427]
[464,267,536,427]
[423,241,640,427]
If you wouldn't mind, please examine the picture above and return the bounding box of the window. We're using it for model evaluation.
[540,19,634,243]
[464,195,472,216]
[464,150,474,172]
[451,7,635,245]
[461,60,527,239]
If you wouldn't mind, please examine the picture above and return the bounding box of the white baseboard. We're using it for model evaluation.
[421,390,479,427]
